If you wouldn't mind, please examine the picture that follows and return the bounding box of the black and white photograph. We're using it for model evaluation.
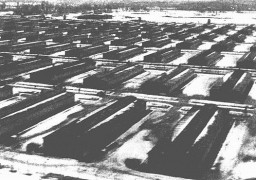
[0,0,256,179]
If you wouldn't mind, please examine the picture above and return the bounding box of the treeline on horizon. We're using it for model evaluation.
[5,0,256,16]
[176,1,255,12]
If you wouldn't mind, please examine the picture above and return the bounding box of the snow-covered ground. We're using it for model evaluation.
[55,10,256,26]
[233,43,253,52]
[182,74,221,98]
[197,42,216,51]
[215,53,243,67]
[110,10,256,25]
[0,11,13,16]
[169,51,199,65]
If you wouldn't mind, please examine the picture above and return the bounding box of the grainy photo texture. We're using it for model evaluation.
[0,0,255,179]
